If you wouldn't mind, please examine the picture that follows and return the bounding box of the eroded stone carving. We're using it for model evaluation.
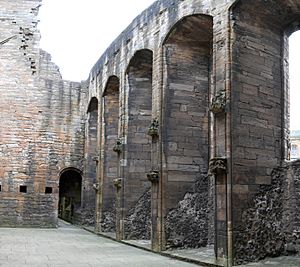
[147,170,159,183]
[92,156,99,163]
[113,178,122,189]
[210,89,226,114]
[209,157,227,175]
[93,183,100,191]
[148,118,159,137]
[113,138,123,153]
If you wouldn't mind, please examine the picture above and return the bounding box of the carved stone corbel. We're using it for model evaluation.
[210,89,226,114]
[92,156,99,163]
[147,118,159,137]
[113,178,122,189]
[113,138,123,153]
[93,183,100,191]
[209,157,227,175]
[147,170,159,183]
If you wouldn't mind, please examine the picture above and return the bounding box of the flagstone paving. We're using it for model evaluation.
[0,220,199,267]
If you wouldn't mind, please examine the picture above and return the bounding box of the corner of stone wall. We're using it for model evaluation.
[234,161,300,265]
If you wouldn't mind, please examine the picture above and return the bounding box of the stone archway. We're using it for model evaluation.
[123,49,153,243]
[82,97,99,226]
[162,14,213,252]
[230,0,300,264]
[101,75,120,234]
[58,168,82,224]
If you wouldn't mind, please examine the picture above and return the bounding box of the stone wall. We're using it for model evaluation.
[124,49,153,232]
[82,98,98,226]
[0,0,86,227]
[124,187,151,240]
[165,174,213,249]
[3,0,300,265]
[162,15,211,214]
[102,77,120,221]
[231,1,300,264]
[234,161,300,265]
[85,0,238,262]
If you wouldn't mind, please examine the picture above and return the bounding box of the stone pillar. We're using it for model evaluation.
[147,118,160,251]
[147,170,159,251]
[209,158,228,266]
[113,177,123,241]
[94,182,101,233]
[113,138,124,240]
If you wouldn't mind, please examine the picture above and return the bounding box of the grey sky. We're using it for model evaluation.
[38,0,156,81]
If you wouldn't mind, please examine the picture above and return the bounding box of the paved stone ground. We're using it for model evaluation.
[2,221,300,267]
[240,256,300,267]
[0,220,200,267]
[164,246,222,266]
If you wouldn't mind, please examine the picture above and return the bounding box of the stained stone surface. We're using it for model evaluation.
[0,220,200,267]
[235,161,300,264]
[124,188,151,240]
[101,211,116,233]
[2,0,300,265]
[165,175,213,249]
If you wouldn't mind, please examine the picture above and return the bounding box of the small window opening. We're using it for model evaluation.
[20,185,27,193]
[0,185,2,192]
[45,187,53,194]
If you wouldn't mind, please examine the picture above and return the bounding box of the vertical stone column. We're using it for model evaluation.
[113,138,123,240]
[153,47,164,252]
[212,7,233,266]
[209,157,228,265]
[147,118,160,250]
[113,177,123,240]
[95,81,104,233]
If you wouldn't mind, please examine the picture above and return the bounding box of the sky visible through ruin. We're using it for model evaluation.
[289,32,300,131]
[38,0,156,81]
[39,0,300,131]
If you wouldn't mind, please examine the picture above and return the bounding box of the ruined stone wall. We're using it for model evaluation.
[233,161,300,264]
[165,174,211,249]
[162,15,211,213]
[0,0,86,227]
[231,0,300,263]
[231,0,284,228]
[5,0,300,265]
[82,98,98,226]
[101,77,120,232]
[123,50,153,236]
[87,0,234,261]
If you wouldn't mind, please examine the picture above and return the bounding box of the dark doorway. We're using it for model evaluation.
[58,169,82,223]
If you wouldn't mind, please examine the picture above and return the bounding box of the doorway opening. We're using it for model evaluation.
[58,169,82,224]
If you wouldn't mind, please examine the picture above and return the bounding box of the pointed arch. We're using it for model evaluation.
[123,49,153,240]
[101,75,121,233]
[162,14,213,249]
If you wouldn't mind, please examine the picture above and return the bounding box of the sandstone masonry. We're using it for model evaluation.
[1,1,300,267]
